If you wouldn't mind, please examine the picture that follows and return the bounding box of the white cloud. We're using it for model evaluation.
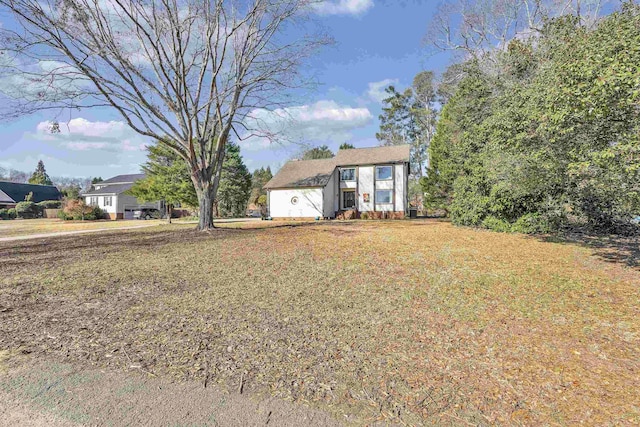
[34,118,148,152]
[241,100,372,151]
[367,78,399,104]
[313,0,374,16]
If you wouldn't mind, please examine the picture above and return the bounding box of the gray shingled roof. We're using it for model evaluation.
[83,182,135,195]
[100,173,146,184]
[0,181,62,203]
[264,158,336,189]
[334,144,411,166]
[264,145,411,190]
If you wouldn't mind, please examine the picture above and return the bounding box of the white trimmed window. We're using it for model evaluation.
[375,165,393,180]
[375,189,392,204]
[89,196,98,206]
[340,168,355,181]
[104,196,112,206]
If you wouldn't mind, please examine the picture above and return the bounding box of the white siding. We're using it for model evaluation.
[323,172,336,218]
[374,165,394,211]
[395,163,406,212]
[357,166,374,212]
[269,188,324,218]
[86,195,116,214]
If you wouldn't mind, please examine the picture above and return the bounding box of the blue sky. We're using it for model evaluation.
[0,0,452,179]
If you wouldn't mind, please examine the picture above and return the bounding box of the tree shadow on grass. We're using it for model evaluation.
[539,231,640,269]
[0,221,364,271]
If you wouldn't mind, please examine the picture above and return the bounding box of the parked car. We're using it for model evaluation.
[134,208,161,220]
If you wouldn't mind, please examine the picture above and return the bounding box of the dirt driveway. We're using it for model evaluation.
[0,359,342,427]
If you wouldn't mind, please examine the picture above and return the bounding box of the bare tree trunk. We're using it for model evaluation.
[167,204,172,224]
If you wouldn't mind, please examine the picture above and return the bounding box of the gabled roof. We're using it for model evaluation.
[264,144,411,190]
[100,173,146,184]
[83,182,135,196]
[0,181,62,203]
[0,188,15,204]
[264,158,336,189]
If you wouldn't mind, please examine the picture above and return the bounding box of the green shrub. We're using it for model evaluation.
[0,208,16,220]
[360,212,370,220]
[481,216,512,233]
[15,201,39,219]
[511,213,553,234]
[450,175,490,226]
[37,200,62,209]
[57,210,71,220]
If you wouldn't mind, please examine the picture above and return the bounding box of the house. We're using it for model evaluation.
[0,181,63,209]
[264,145,411,219]
[82,174,164,220]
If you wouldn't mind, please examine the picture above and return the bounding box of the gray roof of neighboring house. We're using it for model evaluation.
[100,173,146,184]
[263,145,411,190]
[83,182,135,196]
[0,181,63,203]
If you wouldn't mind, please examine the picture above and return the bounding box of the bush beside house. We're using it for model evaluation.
[58,199,105,220]
[0,208,17,220]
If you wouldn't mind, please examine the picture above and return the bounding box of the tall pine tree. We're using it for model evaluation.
[28,160,53,185]
[216,142,252,217]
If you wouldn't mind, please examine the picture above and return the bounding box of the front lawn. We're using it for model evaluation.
[0,221,637,425]
[0,218,164,238]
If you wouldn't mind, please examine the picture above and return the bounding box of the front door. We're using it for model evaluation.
[342,190,356,210]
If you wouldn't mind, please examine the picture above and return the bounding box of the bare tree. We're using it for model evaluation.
[0,0,329,230]
[425,0,611,59]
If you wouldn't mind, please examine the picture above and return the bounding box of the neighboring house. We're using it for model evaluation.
[264,145,411,219]
[83,174,163,220]
[0,181,62,209]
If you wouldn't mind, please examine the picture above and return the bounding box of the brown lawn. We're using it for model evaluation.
[0,220,638,425]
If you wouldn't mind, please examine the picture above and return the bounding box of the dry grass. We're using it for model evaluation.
[0,218,164,237]
[0,220,638,425]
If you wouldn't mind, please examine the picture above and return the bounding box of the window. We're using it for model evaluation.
[342,190,356,209]
[89,196,98,206]
[375,190,392,204]
[104,196,112,206]
[340,168,355,181]
[375,166,393,180]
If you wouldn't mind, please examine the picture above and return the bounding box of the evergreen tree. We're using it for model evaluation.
[376,71,438,178]
[28,160,53,185]
[128,142,198,223]
[216,142,252,217]
[301,145,334,160]
[250,167,273,207]
[339,143,355,150]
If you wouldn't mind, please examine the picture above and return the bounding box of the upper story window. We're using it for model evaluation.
[104,196,113,206]
[340,168,356,181]
[375,165,393,180]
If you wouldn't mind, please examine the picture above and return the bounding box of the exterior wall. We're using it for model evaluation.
[85,195,117,215]
[374,165,394,212]
[357,166,374,212]
[394,163,406,213]
[269,188,324,218]
[86,194,160,220]
[323,171,336,218]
